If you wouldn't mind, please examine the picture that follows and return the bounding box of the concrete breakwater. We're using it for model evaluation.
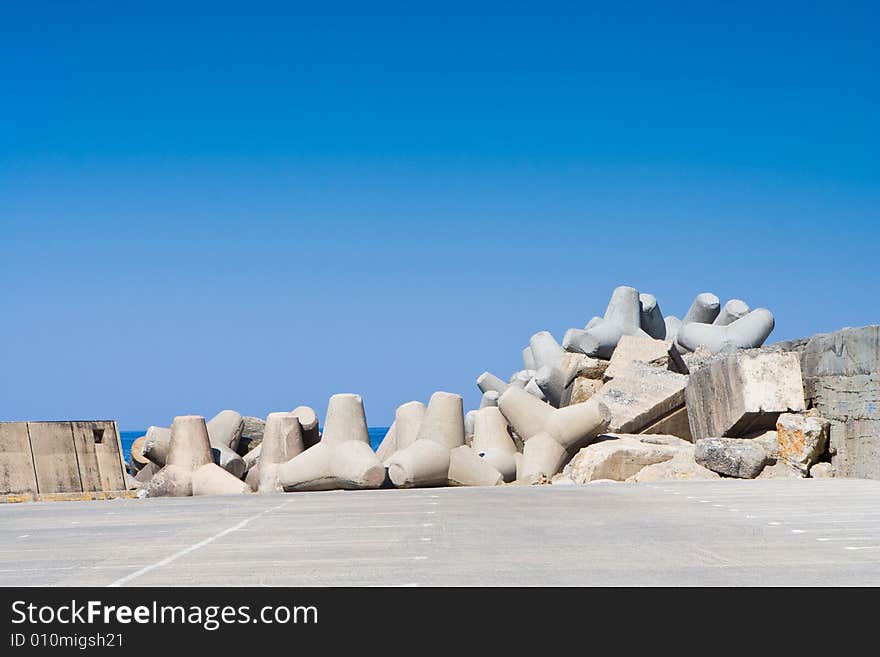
[3,285,879,500]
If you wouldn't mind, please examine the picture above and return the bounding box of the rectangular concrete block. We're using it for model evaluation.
[0,422,38,495]
[27,422,83,494]
[604,335,688,380]
[639,406,693,442]
[596,362,689,433]
[86,421,127,492]
[686,351,805,441]
[70,422,103,492]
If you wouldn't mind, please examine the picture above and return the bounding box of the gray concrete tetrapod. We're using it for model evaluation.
[242,406,319,473]
[639,293,667,339]
[522,346,537,371]
[378,401,427,464]
[677,308,775,354]
[529,331,567,407]
[713,299,750,326]
[498,385,609,479]
[206,410,244,452]
[249,412,304,493]
[143,415,252,497]
[277,394,385,491]
[524,376,548,401]
[472,406,517,482]
[664,316,682,346]
[387,391,501,487]
[675,292,721,353]
[563,286,650,359]
[479,391,499,408]
[142,416,246,478]
[508,370,535,389]
[682,292,721,325]
[292,406,320,449]
[477,371,509,395]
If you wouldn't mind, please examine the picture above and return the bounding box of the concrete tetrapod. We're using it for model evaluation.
[713,299,750,326]
[142,411,246,478]
[387,392,503,487]
[142,415,251,497]
[677,308,775,354]
[497,385,610,480]
[530,331,568,407]
[376,401,425,463]
[477,371,509,395]
[639,293,667,340]
[471,407,518,482]
[277,394,385,491]
[563,286,650,359]
[248,412,304,493]
[242,406,319,474]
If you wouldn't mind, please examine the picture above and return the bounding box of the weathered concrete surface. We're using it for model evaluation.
[595,363,688,433]
[799,326,880,479]
[562,434,697,483]
[26,423,83,494]
[686,351,805,441]
[604,335,688,380]
[695,437,772,479]
[3,480,880,586]
[569,377,603,406]
[637,406,693,442]
[776,413,830,475]
[0,423,38,495]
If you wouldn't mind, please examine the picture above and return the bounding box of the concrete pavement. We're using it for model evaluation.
[1,479,879,586]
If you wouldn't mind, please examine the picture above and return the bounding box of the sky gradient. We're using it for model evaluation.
[2,1,878,429]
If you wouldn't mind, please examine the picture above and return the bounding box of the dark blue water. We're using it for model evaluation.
[120,428,390,465]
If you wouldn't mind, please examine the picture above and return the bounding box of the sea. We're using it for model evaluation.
[119,428,390,467]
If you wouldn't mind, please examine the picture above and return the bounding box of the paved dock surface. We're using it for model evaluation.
[2,479,879,586]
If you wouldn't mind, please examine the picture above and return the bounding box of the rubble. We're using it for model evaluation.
[595,363,689,434]
[694,437,772,479]
[685,351,805,441]
[776,412,830,475]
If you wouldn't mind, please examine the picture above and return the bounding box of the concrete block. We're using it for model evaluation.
[87,421,127,492]
[522,346,536,371]
[416,392,465,449]
[69,421,103,492]
[603,335,688,380]
[562,352,608,386]
[776,412,830,475]
[530,332,567,406]
[799,326,880,479]
[694,437,772,479]
[595,362,689,434]
[0,423,38,495]
[638,406,693,442]
[27,422,82,494]
[524,376,548,401]
[686,351,805,441]
[569,377,603,406]
[320,394,370,446]
[563,434,696,483]
[682,292,720,325]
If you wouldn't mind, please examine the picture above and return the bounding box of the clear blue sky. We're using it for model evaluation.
[2,1,877,429]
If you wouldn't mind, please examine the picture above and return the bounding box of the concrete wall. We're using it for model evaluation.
[0,421,127,495]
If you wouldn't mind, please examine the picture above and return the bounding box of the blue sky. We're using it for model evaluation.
[2,1,877,429]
